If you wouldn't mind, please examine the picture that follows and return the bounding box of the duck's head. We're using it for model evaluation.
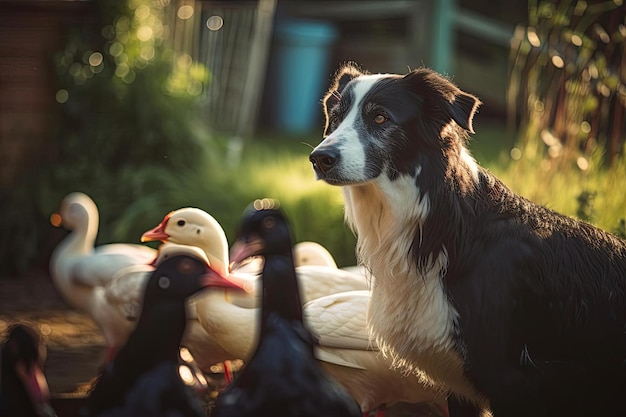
[51,192,98,232]
[230,199,293,265]
[142,208,229,278]
[145,254,247,305]
[1,323,51,414]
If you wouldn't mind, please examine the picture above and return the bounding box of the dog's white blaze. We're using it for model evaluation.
[316,75,387,181]
[345,174,486,405]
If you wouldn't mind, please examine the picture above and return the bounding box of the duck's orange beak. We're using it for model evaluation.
[141,223,169,242]
[50,213,62,228]
[142,212,173,242]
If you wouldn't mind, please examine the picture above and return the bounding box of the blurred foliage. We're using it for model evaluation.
[501,0,625,236]
[486,126,626,238]
[508,0,625,168]
[615,218,626,238]
[0,0,211,276]
[575,189,597,222]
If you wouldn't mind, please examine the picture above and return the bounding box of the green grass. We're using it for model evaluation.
[488,144,626,235]
[470,122,626,236]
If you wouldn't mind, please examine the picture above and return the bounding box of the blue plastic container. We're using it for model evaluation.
[273,20,338,134]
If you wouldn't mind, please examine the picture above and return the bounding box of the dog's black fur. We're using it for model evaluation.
[310,63,626,417]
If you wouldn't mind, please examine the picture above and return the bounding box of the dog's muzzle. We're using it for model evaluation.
[309,147,340,176]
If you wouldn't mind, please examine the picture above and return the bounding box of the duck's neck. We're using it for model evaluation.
[114,303,186,378]
[60,210,98,257]
[261,253,303,327]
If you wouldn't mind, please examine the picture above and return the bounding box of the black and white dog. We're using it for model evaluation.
[309,62,626,417]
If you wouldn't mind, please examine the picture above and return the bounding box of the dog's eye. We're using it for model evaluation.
[373,114,387,125]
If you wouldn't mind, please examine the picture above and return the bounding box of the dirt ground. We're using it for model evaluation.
[0,269,445,417]
[0,268,106,396]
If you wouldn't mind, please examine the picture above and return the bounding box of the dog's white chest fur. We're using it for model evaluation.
[345,176,485,405]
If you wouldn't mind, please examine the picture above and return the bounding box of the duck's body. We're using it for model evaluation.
[49,192,157,359]
[213,202,362,417]
[307,291,444,411]
[85,254,245,416]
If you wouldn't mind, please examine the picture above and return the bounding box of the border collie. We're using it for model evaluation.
[309,62,626,417]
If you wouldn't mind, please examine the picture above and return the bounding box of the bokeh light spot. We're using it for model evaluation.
[551,55,564,68]
[109,42,124,57]
[115,63,130,78]
[206,15,224,31]
[55,89,69,104]
[123,70,136,84]
[179,347,194,363]
[88,52,103,67]
[527,28,541,47]
[177,5,194,20]
[135,5,150,19]
[581,121,591,134]
[178,365,195,385]
[140,45,156,61]
[136,25,153,41]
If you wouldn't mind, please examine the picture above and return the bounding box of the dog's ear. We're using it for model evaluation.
[446,91,481,134]
[404,69,481,134]
[335,63,361,93]
[323,63,363,110]
[322,62,364,135]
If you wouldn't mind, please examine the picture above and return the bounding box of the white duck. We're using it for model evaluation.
[49,192,158,361]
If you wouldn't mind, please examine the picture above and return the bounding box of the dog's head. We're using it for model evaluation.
[309,63,481,186]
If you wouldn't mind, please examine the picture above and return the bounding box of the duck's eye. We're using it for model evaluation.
[178,258,198,275]
[262,217,276,230]
[177,220,186,227]
[158,276,171,289]
[373,114,387,125]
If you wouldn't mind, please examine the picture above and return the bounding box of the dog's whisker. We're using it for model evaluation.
[299,142,316,150]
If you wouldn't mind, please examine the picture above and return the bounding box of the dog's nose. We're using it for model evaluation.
[309,148,339,174]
